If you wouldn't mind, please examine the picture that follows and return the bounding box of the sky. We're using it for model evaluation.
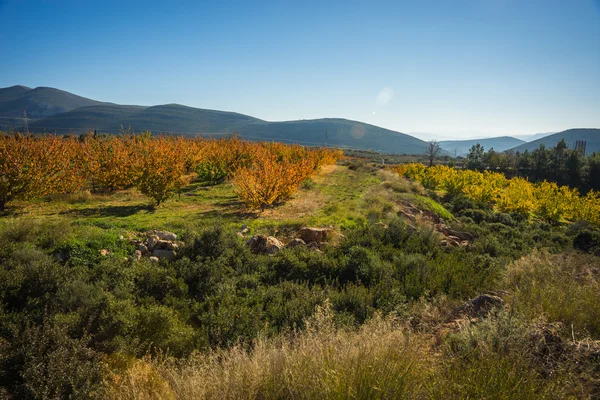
[0,0,599,139]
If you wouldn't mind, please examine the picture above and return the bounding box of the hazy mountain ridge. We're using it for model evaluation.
[439,136,525,156]
[3,86,430,154]
[508,128,600,154]
[2,85,597,155]
[0,86,107,124]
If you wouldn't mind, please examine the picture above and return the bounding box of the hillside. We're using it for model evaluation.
[28,104,148,133]
[0,85,32,102]
[236,118,429,153]
[508,128,600,154]
[36,104,429,153]
[17,85,431,154]
[0,86,106,119]
[513,132,555,142]
[440,136,525,156]
[99,103,265,134]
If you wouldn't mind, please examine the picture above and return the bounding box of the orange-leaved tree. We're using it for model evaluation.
[136,136,187,205]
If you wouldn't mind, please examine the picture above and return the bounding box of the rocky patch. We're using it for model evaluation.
[127,230,182,262]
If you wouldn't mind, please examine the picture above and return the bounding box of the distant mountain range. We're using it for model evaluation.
[439,137,525,157]
[513,132,556,142]
[1,85,598,155]
[0,86,429,154]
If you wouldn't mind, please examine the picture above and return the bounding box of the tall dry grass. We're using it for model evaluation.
[504,251,600,339]
[107,301,571,400]
[107,304,426,400]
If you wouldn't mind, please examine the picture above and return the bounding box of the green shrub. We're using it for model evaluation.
[195,160,228,185]
[0,323,106,399]
[573,229,600,256]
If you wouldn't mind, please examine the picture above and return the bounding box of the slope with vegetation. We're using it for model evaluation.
[439,136,525,156]
[509,128,600,154]
[0,86,106,119]
[1,140,600,398]
[1,85,430,154]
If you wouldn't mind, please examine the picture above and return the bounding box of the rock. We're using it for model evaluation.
[246,235,284,255]
[134,250,142,261]
[147,235,160,251]
[55,252,68,263]
[436,224,473,241]
[152,249,177,262]
[306,241,320,250]
[154,240,173,250]
[469,294,505,316]
[156,231,177,241]
[286,238,306,248]
[447,293,506,322]
[149,256,159,263]
[296,227,332,244]
[398,210,417,223]
[99,249,110,257]
[138,244,149,255]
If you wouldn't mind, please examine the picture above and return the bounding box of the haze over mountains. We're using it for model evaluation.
[510,129,600,155]
[1,85,598,155]
[439,137,526,157]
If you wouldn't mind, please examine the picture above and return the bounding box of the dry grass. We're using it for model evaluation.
[107,304,427,400]
[505,251,600,339]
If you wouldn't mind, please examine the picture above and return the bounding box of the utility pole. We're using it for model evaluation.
[23,110,29,134]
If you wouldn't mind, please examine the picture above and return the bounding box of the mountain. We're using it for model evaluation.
[0,85,32,102]
[508,128,600,155]
[0,86,106,120]
[439,136,525,156]
[31,104,429,154]
[28,104,149,133]
[99,104,264,134]
[234,119,429,154]
[10,85,430,154]
[513,132,556,142]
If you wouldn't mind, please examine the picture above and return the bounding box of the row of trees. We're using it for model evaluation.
[395,162,600,225]
[0,133,342,211]
[464,140,600,192]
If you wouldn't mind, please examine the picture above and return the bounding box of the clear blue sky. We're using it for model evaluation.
[1,0,599,138]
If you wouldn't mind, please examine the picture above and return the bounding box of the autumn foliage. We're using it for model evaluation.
[394,163,600,225]
[0,133,341,209]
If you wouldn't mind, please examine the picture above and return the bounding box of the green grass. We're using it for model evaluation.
[399,193,453,220]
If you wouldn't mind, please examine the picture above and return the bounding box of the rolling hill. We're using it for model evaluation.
[439,136,525,156]
[513,132,556,142]
[28,104,149,133]
[0,86,106,120]
[99,104,265,134]
[508,128,600,155]
[0,85,32,102]
[6,85,430,154]
[31,104,429,153]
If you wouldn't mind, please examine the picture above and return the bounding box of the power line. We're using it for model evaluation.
[23,111,29,135]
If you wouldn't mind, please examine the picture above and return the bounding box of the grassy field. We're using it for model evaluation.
[1,159,600,399]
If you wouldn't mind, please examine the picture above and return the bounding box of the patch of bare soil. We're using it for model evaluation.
[259,166,338,220]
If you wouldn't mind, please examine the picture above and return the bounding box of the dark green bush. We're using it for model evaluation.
[573,230,600,256]
[0,323,105,400]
